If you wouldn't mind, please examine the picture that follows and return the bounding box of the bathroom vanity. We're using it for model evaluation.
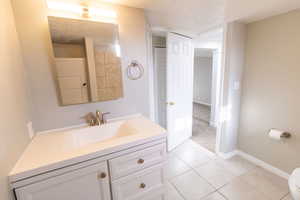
[9,115,167,200]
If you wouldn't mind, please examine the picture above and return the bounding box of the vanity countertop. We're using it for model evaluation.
[9,115,167,183]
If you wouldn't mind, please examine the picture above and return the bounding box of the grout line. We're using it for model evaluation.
[199,190,220,199]
[167,142,290,200]
[217,190,229,200]
[280,193,290,200]
[167,154,218,199]
[191,167,218,191]
[168,180,188,200]
[167,169,193,182]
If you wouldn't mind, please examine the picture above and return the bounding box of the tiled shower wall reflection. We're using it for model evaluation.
[94,48,123,101]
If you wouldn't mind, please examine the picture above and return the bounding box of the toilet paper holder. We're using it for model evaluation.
[269,128,292,139]
[280,132,292,138]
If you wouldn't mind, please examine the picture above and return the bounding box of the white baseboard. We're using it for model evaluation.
[236,150,290,179]
[193,100,211,107]
[217,150,238,159]
[217,150,290,180]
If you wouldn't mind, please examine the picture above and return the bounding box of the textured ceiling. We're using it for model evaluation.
[48,16,118,45]
[102,0,225,37]
[98,0,300,37]
[51,0,300,38]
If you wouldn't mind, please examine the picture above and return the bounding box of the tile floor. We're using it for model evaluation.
[192,119,216,152]
[165,140,290,200]
[193,103,211,122]
[192,103,216,152]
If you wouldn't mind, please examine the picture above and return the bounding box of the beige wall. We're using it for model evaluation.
[0,0,32,199]
[12,0,150,131]
[239,10,300,173]
[220,22,246,153]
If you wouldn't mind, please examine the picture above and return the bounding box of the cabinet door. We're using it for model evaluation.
[16,161,111,200]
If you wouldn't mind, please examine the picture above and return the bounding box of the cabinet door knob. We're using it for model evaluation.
[140,183,146,189]
[137,158,144,164]
[98,172,106,179]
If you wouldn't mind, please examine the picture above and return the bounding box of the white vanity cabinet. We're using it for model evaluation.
[13,142,167,200]
[15,161,111,200]
[109,144,166,200]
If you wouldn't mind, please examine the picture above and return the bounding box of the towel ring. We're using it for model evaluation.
[127,60,144,80]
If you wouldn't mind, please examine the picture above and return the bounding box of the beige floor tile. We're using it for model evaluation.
[173,139,205,153]
[219,178,271,200]
[193,118,209,132]
[193,103,211,122]
[201,192,226,200]
[239,167,289,200]
[216,156,257,176]
[171,170,216,200]
[167,149,178,158]
[175,147,212,167]
[192,114,216,153]
[172,140,212,167]
[164,155,191,179]
[166,182,184,200]
[194,161,236,189]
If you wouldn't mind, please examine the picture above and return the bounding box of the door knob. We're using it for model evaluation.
[167,102,175,106]
[97,172,106,179]
[140,183,146,189]
[137,158,144,164]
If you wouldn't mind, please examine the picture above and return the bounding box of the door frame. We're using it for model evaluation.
[192,47,223,154]
[153,47,167,126]
[150,31,226,154]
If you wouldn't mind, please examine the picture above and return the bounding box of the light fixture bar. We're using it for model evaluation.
[46,1,117,20]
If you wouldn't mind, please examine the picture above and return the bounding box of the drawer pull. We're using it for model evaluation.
[140,183,146,189]
[98,172,107,179]
[137,158,144,164]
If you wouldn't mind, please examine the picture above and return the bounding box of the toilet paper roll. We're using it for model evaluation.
[268,129,290,141]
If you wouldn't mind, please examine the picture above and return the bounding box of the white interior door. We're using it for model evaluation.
[55,58,89,105]
[166,33,194,151]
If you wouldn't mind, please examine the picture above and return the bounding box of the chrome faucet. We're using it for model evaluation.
[91,110,110,126]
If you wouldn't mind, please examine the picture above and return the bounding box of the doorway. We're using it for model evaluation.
[152,31,223,153]
[152,35,167,129]
[192,48,217,153]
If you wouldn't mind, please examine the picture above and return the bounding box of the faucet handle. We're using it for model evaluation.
[101,112,110,124]
[89,118,96,126]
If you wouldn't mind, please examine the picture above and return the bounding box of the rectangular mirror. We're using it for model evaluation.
[48,16,123,106]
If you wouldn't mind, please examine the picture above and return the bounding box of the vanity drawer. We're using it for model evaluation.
[109,143,166,180]
[111,164,165,200]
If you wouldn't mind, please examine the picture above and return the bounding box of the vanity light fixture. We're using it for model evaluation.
[47,1,117,21]
[47,1,82,14]
[89,7,117,19]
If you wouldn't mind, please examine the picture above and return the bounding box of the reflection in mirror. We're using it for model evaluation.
[48,16,123,106]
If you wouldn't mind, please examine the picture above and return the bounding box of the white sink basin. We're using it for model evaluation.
[71,120,138,147]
